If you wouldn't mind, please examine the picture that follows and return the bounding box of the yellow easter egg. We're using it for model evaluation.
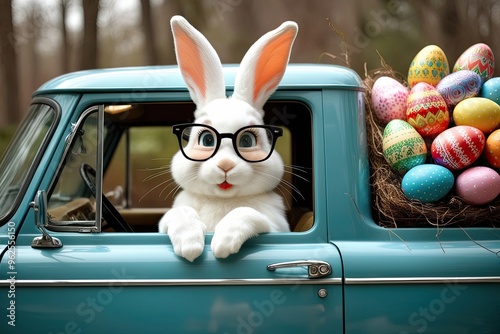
[453,97,500,134]
[408,45,450,88]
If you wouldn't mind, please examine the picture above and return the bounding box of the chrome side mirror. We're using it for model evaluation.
[30,190,62,248]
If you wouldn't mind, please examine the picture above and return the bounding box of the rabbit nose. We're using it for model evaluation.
[218,158,236,172]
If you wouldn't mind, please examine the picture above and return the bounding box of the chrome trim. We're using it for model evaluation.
[95,104,104,232]
[267,260,332,278]
[345,277,500,285]
[2,276,499,288]
[0,278,342,287]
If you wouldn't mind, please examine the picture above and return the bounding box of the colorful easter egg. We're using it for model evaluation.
[371,76,409,124]
[382,120,427,174]
[406,82,450,136]
[453,43,495,83]
[453,97,500,134]
[456,166,500,205]
[485,129,500,168]
[431,125,485,170]
[401,164,454,203]
[436,70,481,108]
[481,77,500,105]
[408,45,449,87]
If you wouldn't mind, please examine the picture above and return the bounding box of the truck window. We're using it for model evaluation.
[48,101,313,233]
[0,102,58,224]
[47,109,102,230]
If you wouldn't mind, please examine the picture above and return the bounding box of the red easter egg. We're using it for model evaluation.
[431,125,485,170]
[453,43,495,83]
[407,82,450,137]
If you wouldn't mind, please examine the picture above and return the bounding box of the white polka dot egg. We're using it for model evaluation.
[402,164,454,203]
[456,166,500,205]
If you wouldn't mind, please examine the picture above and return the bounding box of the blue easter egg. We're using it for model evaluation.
[481,77,500,105]
[401,164,454,203]
[436,70,481,108]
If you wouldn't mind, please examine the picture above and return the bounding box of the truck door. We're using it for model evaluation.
[1,94,345,334]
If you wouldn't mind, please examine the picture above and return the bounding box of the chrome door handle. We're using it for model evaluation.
[267,260,332,278]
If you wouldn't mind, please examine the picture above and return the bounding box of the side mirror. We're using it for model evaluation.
[30,190,62,248]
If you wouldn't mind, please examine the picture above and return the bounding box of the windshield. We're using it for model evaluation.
[0,103,57,223]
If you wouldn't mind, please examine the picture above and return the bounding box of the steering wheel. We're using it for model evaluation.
[80,163,134,232]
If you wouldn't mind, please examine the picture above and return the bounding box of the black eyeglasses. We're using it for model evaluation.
[173,123,283,162]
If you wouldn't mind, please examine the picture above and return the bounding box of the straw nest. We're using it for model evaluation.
[363,64,500,229]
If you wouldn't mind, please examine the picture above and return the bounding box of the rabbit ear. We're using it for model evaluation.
[233,22,298,112]
[171,16,226,109]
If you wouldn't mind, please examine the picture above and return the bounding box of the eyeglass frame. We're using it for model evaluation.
[172,123,283,163]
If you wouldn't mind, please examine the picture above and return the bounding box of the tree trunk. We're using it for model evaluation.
[60,0,70,72]
[80,0,99,70]
[0,0,21,125]
[140,0,158,65]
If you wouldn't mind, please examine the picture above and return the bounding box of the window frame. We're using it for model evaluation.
[46,105,104,232]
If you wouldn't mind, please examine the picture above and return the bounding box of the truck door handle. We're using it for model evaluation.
[267,260,332,278]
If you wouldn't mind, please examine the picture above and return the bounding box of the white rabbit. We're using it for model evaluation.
[159,15,298,262]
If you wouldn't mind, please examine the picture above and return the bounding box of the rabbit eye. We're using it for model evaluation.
[238,131,258,148]
[198,130,215,147]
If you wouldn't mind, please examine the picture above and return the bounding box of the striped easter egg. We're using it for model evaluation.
[383,120,428,174]
[453,43,495,84]
[431,125,485,170]
[407,82,450,137]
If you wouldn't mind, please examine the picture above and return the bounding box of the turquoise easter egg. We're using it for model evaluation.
[481,77,500,105]
[401,164,454,203]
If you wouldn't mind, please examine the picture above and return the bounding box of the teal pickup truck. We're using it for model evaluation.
[0,64,499,333]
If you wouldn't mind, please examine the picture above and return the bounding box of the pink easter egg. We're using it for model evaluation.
[456,166,500,205]
[371,76,409,125]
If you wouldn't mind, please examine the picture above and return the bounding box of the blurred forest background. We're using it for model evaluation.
[0,0,499,141]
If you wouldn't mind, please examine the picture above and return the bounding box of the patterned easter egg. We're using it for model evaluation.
[436,70,481,108]
[408,45,449,87]
[453,43,495,83]
[481,77,500,105]
[401,164,454,203]
[431,125,485,170]
[371,76,409,125]
[407,82,450,137]
[453,97,500,134]
[456,167,500,205]
[382,120,427,174]
[485,129,500,168]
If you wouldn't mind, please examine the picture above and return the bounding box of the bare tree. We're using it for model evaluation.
[60,0,71,72]
[0,0,20,125]
[140,0,158,65]
[80,0,99,70]
[22,1,46,93]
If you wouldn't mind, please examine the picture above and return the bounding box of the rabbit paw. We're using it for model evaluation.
[211,228,245,259]
[159,206,206,262]
[170,226,205,262]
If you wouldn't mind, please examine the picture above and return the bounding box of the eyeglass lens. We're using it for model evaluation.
[179,125,275,162]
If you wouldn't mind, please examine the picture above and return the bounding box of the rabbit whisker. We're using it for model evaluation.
[139,178,174,203]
